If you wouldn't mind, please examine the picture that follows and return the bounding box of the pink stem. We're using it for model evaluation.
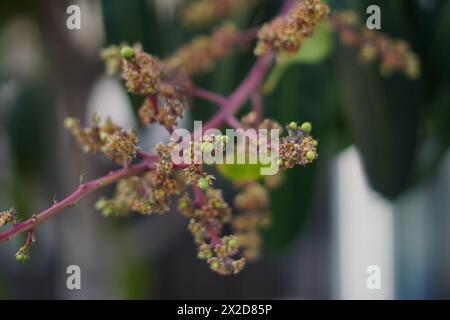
[196,52,274,135]
[236,27,259,46]
[0,157,157,243]
[226,115,244,129]
[25,229,35,246]
[206,221,221,247]
[191,87,227,106]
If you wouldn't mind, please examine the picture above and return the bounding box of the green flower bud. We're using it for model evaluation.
[306,150,315,161]
[121,46,135,59]
[311,139,318,147]
[95,198,108,210]
[300,122,312,134]
[228,239,237,249]
[64,117,76,129]
[15,246,29,262]
[198,178,209,191]
[220,135,229,145]
[289,122,298,131]
[178,200,188,210]
[210,260,220,271]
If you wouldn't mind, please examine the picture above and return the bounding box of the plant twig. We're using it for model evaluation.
[196,51,274,135]
[0,157,157,243]
[191,87,227,106]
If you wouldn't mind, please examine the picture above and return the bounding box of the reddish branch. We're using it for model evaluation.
[195,51,274,135]
[0,157,156,243]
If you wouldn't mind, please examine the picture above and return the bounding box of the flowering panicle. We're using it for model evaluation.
[15,231,35,262]
[182,0,259,28]
[255,0,330,57]
[95,143,180,216]
[162,22,238,75]
[121,48,161,96]
[64,114,139,166]
[330,11,421,79]
[278,122,318,170]
[179,188,245,275]
[233,183,271,260]
[101,44,188,132]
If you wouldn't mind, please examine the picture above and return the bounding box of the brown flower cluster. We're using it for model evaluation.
[178,188,245,275]
[162,22,238,75]
[255,0,330,56]
[233,183,271,260]
[64,114,139,166]
[182,0,258,28]
[101,24,238,132]
[95,143,180,217]
[101,44,191,132]
[138,90,189,132]
[121,48,161,95]
[278,122,318,170]
[331,11,421,79]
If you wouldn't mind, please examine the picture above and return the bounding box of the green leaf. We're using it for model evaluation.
[263,22,333,93]
[216,152,268,182]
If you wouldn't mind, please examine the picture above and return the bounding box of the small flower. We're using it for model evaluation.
[0,208,16,228]
[15,245,30,262]
[306,150,316,161]
[198,178,210,191]
[120,46,135,59]
[300,122,312,134]
[289,122,298,131]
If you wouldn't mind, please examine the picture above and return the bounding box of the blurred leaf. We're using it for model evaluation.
[216,152,268,182]
[265,62,333,252]
[8,85,50,177]
[117,254,153,299]
[335,46,422,199]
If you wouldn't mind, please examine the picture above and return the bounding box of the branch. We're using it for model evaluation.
[197,51,274,135]
[191,87,227,106]
[0,157,157,243]
[226,115,244,129]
